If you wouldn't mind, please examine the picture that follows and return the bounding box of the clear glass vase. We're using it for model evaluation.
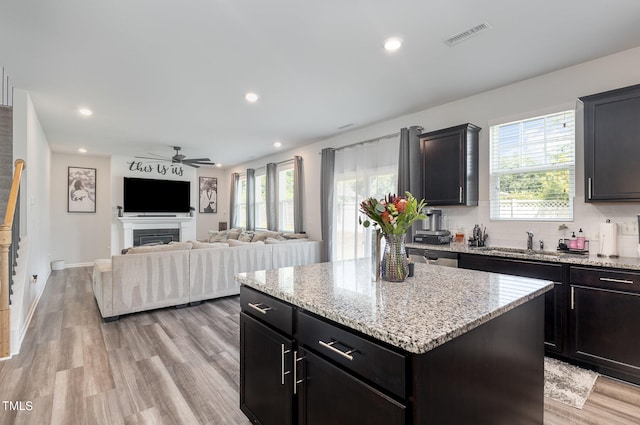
[380,233,409,282]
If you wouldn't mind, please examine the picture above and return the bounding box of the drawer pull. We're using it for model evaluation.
[281,344,291,385]
[599,277,633,284]
[318,339,356,361]
[293,350,306,394]
[248,302,272,314]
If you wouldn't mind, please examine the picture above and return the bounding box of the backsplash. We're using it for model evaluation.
[437,196,640,258]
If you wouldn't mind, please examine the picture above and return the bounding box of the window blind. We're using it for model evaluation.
[490,110,575,221]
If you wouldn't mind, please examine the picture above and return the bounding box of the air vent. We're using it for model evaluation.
[444,22,492,47]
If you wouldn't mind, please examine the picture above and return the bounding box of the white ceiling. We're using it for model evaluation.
[2,0,640,167]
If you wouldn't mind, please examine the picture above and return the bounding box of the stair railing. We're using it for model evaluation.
[0,159,25,358]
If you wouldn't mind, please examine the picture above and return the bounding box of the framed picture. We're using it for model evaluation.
[199,177,217,213]
[68,166,96,213]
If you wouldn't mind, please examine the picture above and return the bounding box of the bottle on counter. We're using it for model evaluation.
[576,228,585,250]
[569,231,577,249]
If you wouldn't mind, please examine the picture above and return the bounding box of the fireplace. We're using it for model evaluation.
[117,216,196,253]
[133,228,180,246]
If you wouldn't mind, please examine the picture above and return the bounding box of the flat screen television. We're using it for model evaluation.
[123,177,190,213]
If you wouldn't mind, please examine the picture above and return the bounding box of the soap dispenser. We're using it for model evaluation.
[576,228,585,250]
[569,231,577,249]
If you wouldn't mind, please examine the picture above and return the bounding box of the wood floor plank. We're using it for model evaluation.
[50,366,86,425]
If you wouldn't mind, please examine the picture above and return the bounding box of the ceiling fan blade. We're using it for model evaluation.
[184,162,200,168]
[183,158,211,163]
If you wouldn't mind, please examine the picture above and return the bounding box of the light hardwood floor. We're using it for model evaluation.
[0,267,639,424]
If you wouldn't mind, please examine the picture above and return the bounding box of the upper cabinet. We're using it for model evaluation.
[581,83,640,202]
[419,123,480,206]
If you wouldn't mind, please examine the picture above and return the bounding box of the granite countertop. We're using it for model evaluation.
[406,242,640,271]
[236,259,552,355]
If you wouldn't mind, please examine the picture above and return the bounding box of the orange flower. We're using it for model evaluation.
[396,199,407,213]
[381,210,391,223]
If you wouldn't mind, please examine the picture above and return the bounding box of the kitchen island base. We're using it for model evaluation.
[240,286,545,425]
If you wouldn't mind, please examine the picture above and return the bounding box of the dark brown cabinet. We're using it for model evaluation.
[459,253,565,354]
[298,350,405,425]
[570,266,640,384]
[240,312,294,425]
[420,123,480,206]
[581,83,640,201]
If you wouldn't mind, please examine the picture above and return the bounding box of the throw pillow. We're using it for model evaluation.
[252,230,283,242]
[237,231,254,242]
[282,232,308,239]
[227,227,243,240]
[208,230,229,243]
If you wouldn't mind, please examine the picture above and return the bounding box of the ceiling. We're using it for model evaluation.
[1,0,640,167]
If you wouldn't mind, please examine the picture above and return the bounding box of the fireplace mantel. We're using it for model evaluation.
[118,216,196,248]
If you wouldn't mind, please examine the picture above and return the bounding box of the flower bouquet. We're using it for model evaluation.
[359,192,426,281]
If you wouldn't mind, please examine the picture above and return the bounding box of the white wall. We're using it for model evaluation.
[230,46,640,258]
[50,153,112,265]
[11,90,52,354]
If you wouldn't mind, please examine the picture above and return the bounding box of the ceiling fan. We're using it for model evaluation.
[135,146,216,168]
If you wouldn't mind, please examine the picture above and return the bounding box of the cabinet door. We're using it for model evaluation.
[297,350,405,425]
[582,83,640,201]
[240,312,294,425]
[458,254,564,353]
[421,123,479,206]
[422,130,464,205]
[571,285,640,380]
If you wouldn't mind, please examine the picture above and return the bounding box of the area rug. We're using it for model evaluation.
[544,356,599,409]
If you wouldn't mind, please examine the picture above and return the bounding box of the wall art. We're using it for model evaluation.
[68,166,96,213]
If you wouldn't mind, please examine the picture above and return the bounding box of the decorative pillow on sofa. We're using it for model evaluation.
[282,232,308,239]
[125,241,193,254]
[208,230,230,243]
[227,239,264,246]
[237,231,255,242]
[190,241,230,249]
[227,227,243,240]
[252,230,284,242]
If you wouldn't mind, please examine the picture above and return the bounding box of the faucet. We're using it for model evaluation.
[526,231,534,251]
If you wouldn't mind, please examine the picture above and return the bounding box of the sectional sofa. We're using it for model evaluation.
[92,232,321,320]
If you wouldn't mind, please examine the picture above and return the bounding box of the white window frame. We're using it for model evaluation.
[237,175,247,229]
[277,163,294,232]
[254,170,267,230]
[489,109,575,221]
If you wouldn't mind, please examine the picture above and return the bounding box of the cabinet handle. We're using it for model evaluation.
[600,277,633,284]
[588,177,592,200]
[293,350,305,395]
[248,302,272,315]
[281,344,291,385]
[318,339,356,361]
[571,287,575,310]
[459,186,463,203]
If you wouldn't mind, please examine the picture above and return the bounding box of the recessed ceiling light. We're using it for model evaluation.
[245,92,259,103]
[215,163,222,168]
[384,37,402,52]
[274,141,282,148]
[78,108,93,117]
[78,148,87,153]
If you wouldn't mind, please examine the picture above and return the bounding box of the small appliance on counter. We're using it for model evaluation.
[468,224,488,247]
[413,208,451,245]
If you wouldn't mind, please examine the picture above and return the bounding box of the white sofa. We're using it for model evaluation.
[92,239,322,320]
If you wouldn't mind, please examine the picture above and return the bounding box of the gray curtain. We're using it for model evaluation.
[266,163,277,230]
[229,173,239,228]
[293,156,304,233]
[246,168,255,231]
[320,148,335,262]
[398,126,424,237]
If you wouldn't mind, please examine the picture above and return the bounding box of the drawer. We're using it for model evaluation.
[460,254,563,281]
[570,266,640,293]
[240,286,293,335]
[296,310,406,399]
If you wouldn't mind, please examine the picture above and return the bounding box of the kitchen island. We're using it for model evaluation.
[237,259,553,425]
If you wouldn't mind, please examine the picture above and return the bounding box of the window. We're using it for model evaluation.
[490,110,575,220]
[277,164,294,232]
[332,134,399,261]
[237,175,247,229]
[255,171,267,229]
